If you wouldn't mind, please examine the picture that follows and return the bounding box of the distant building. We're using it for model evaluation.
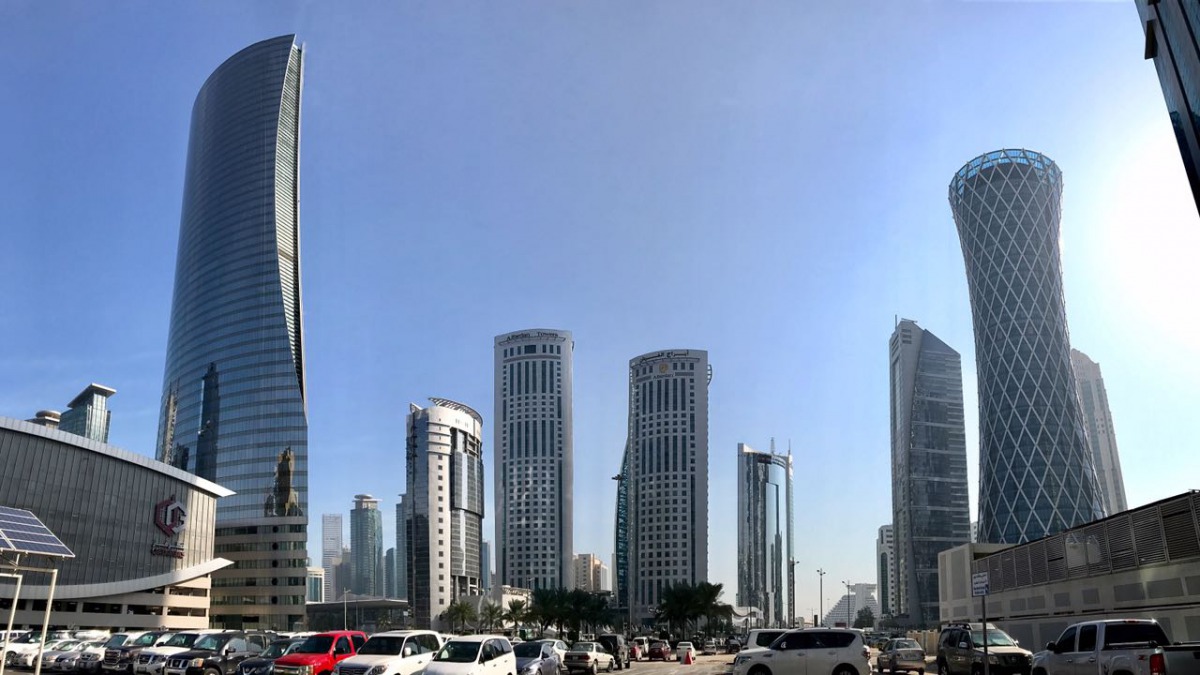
[970,521,978,544]
[736,442,794,628]
[1134,1,1200,216]
[574,553,608,593]
[626,349,710,624]
[481,540,492,592]
[950,149,1104,544]
[889,319,970,627]
[307,567,325,603]
[396,496,409,601]
[404,398,486,630]
[25,410,61,429]
[823,583,880,628]
[57,383,116,442]
[351,494,383,596]
[494,329,574,591]
[384,548,396,599]
[322,514,344,602]
[876,525,896,617]
[1071,349,1128,516]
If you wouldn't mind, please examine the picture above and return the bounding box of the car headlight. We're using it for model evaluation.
[190,659,207,668]
[299,666,314,675]
[988,655,1000,665]
[367,667,387,675]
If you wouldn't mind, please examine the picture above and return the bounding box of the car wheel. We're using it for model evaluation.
[748,666,772,675]
[937,662,948,675]
[590,664,597,675]
[607,659,614,673]
[834,667,857,675]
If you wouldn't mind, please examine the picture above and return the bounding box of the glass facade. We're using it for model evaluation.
[1136,0,1200,216]
[58,384,116,443]
[1070,349,1128,516]
[155,35,308,630]
[949,149,1104,546]
[404,399,485,629]
[736,444,793,628]
[626,349,710,624]
[888,320,970,628]
[351,495,383,596]
[321,513,343,601]
[493,329,574,591]
[613,440,630,613]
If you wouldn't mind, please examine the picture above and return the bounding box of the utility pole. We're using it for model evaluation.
[817,568,826,626]
[843,580,851,627]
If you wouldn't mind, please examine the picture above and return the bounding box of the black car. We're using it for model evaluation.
[596,636,629,670]
[238,640,305,675]
[164,633,273,675]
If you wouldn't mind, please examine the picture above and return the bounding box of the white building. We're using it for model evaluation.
[822,582,880,628]
[307,566,325,603]
[321,513,343,601]
[1071,349,1128,516]
[494,329,574,591]
[627,349,710,623]
[877,525,897,617]
[402,398,486,630]
[574,553,609,593]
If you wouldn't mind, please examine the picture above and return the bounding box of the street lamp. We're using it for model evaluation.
[788,558,800,627]
[816,569,826,627]
[843,580,852,628]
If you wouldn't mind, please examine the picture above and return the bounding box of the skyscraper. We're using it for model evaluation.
[494,329,574,591]
[736,443,794,628]
[384,547,396,599]
[404,398,485,629]
[876,525,895,618]
[1134,1,1200,215]
[573,553,608,593]
[626,349,710,623]
[614,440,630,616]
[396,496,409,601]
[889,319,970,626]
[58,384,116,443]
[481,540,492,591]
[949,149,1104,545]
[1071,349,1128,515]
[351,495,383,596]
[321,513,344,601]
[155,35,306,630]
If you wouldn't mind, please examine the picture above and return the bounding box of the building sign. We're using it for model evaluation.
[151,496,187,559]
[498,331,566,345]
[971,571,989,597]
[151,542,185,559]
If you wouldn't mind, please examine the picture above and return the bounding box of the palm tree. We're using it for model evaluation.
[531,587,568,637]
[480,602,504,632]
[504,599,530,631]
[694,582,732,637]
[442,600,479,633]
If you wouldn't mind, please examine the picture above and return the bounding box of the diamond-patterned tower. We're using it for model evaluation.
[948,149,1104,545]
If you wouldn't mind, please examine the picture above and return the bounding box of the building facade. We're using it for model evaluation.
[321,514,343,601]
[573,554,608,593]
[627,349,710,624]
[403,399,485,630]
[736,443,794,628]
[1071,349,1128,516]
[351,495,383,597]
[1135,1,1200,216]
[395,497,408,601]
[0,417,232,629]
[614,441,630,615]
[58,384,116,443]
[877,524,896,618]
[480,540,491,591]
[384,548,396,598]
[889,319,971,627]
[154,34,307,630]
[306,567,325,603]
[822,583,880,629]
[494,329,574,591]
[949,149,1104,545]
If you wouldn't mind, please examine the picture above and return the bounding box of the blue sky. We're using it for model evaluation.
[2,1,1198,619]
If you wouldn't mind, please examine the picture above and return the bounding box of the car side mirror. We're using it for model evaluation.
[402,647,413,657]
[225,647,235,656]
[1045,643,1057,653]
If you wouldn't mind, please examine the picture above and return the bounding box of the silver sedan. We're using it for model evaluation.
[876,638,926,674]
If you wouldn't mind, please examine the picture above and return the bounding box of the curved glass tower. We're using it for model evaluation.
[736,443,793,628]
[156,35,307,630]
[949,149,1103,545]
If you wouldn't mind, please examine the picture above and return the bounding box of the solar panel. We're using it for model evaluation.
[0,506,74,558]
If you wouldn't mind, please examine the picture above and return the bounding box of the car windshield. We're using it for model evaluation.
[261,642,295,659]
[894,640,920,650]
[55,641,81,651]
[104,635,129,648]
[571,643,595,652]
[295,637,334,654]
[132,634,161,647]
[514,643,546,658]
[971,632,1016,647]
[193,635,231,652]
[434,642,481,663]
[357,637,405,656]
[162,634,199,648]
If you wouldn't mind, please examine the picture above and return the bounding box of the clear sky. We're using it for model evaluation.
[2,1,1198,621]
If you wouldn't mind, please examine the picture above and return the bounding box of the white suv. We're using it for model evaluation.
[333,631,443,675]
[733,629,871,675]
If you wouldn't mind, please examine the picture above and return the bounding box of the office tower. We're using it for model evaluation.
[888,319,970,627]
[154,35,306,630]
[573,553,608,593]
[876,525,895,618]
[614,440,630,614]
[626,349,710,623]
[384,548,396,598]
[736,443,794,628]
[321,514,343,601]
[351,494,383,596]
[336,547,351,599]
[58,384,116,442]
[949,149,1104,545]
[1135,2,1200,215]
[494,329,574,590]
[1071,349,1128,515]
[306,567,325,603]
[404,398,485,629]
[481,540,492,591]
[396,496,409,601]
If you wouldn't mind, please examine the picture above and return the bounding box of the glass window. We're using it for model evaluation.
[1055,627,1077,653]
[1077,626,1096,652]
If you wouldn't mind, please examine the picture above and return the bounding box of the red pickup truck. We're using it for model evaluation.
[274,632,368,675]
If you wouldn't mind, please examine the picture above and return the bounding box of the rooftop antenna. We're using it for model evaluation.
[770,437,776,454]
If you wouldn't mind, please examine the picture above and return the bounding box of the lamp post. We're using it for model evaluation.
[843,580,852,628]
[788,558,800,627]
[816,568,826,626]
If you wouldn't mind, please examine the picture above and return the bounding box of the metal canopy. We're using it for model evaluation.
[0,506,73,558]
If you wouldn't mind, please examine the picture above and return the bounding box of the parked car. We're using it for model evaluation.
[563,643,614,675]
[425,636,515,675]
[726,638,742,655]
[163,632,275,675]
[1032,619,1200,675]
[136,631,229,675]
[701,640,718,656]
[596,636,628,671]
[7,639,78,669]
[274,632,368,675]
[53,640,110,672]
[937,623,1032,675]
[876,638,926,674]
[732,628,871,675]
[238,639,306,675]
[645,643,670,663]
[513,641,559,675]
[35,641,85,671]
[330,631,442,675]
[674,643,695,663]
[104,632,176,675]
[533,641,568,667]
